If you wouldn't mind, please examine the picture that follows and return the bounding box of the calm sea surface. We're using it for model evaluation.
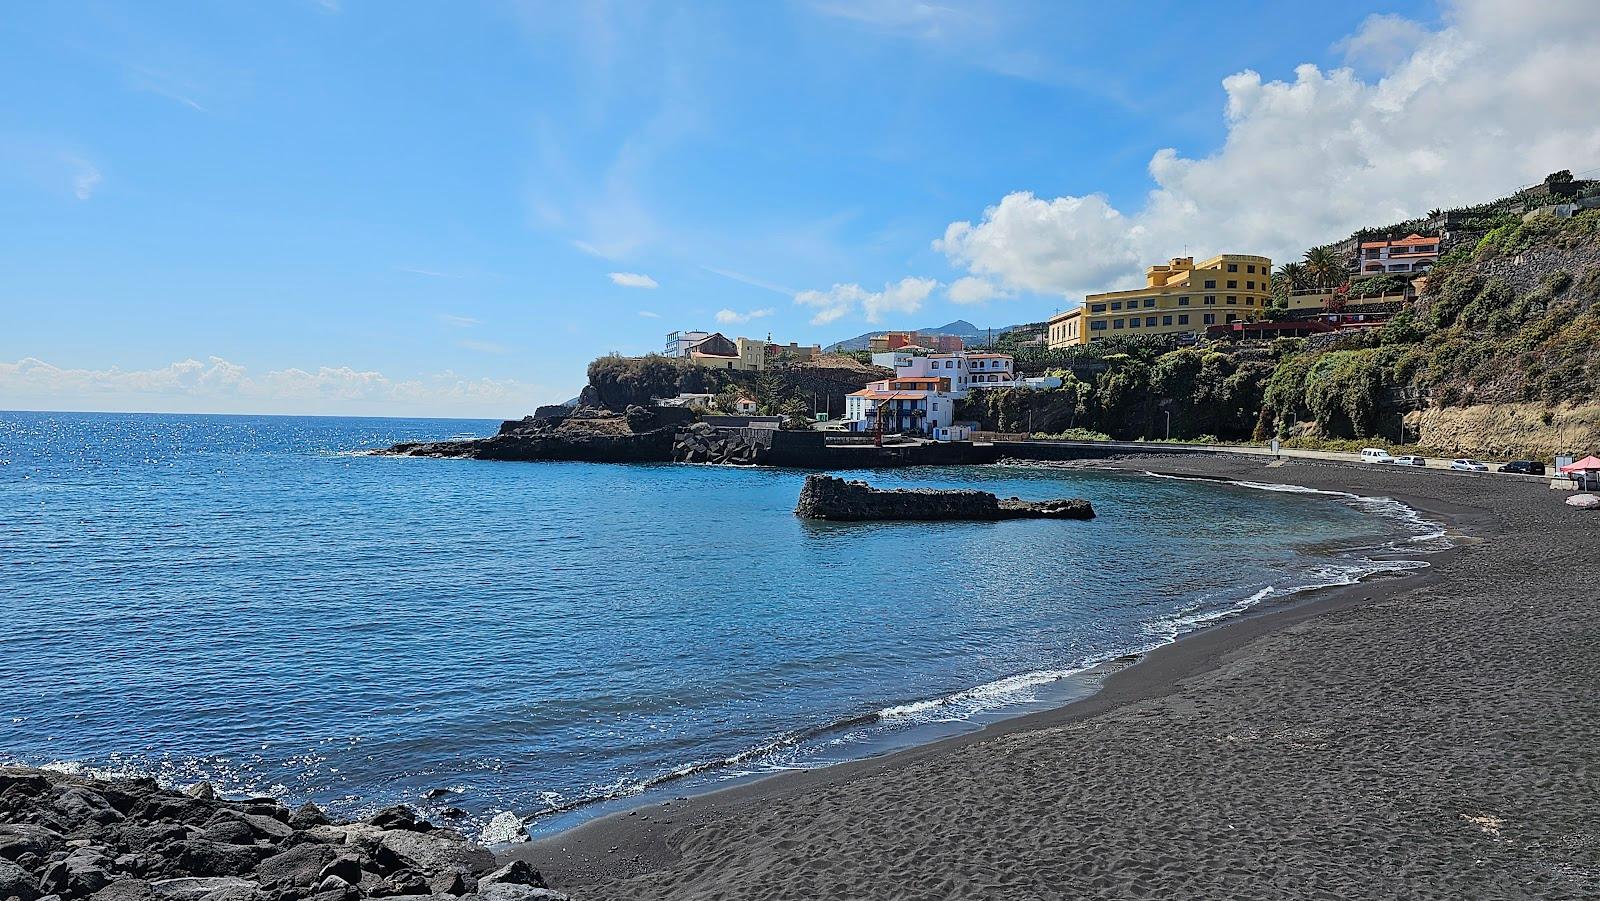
[0,412,1433,835]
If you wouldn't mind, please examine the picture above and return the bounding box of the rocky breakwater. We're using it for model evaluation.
[794,475,1095,522]
[0,767,573,901]
[380,406,687,464]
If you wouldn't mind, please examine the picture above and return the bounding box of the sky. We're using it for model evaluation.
[4,0,1599,417]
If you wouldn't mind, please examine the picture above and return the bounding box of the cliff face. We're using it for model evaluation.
[794,475,1095,521]
[1412,402,1600,459]
[382,406,683,463]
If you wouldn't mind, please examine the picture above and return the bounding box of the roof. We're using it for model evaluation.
[1560,455,1600,472]
[1360,233,1441,249]
[963,353,1012,359]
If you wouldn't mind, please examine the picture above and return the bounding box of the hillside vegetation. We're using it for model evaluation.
[963,208,1600,456]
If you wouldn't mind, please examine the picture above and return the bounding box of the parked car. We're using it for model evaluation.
[1394,455,1427,466]
[1360,447,1396,464]
[1450,459,1489,472]
[1498,460,1545,475]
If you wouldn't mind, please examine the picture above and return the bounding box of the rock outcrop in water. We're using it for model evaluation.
[0,767,569,901]
[794,475,1095,522]
[380,406,687,463]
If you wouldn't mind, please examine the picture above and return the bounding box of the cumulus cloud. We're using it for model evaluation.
[608,272,659,289]
[714,307,774,325]
[0,356,546,417]
[1336,13,1431,70]
[946,277,1007,305]
[934,0,1600,299]
[794,277,937,325]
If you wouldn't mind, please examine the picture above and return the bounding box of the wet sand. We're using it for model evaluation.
[509,454,1599,900]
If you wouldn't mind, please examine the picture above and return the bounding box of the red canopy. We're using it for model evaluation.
[1559,455,1600,473]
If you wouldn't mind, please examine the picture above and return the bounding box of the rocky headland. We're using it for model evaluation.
[380,406,686,464]
[0,767,569,901]
[794,474,1095,521]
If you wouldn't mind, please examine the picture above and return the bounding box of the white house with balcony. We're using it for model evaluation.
[843,376,956,435]
[890,351,1017,396]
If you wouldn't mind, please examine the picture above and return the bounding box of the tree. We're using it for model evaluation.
[1303,246,1343,291]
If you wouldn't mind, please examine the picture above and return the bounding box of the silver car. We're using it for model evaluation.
[1450,459,1489,472]
[1394,455,1427,466]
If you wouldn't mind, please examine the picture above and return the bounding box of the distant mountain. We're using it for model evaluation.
[824,319,1029,352]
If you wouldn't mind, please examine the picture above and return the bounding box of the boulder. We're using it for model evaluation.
[149,878,253,901]
[88,878,158,901]
[315,857,361,888]
[426,871,474,896]
[39,848,112,897]
[253,844,334,888]
[54,788,125,826]
[364,808,421,832]
[1565,492,1599,508]
[474,814,527,847]
[288,804,331,831]
[197,820,254,847]
[0,857,40,901]
[475,861,544,890]
[183,785,214,802]
[172,840,259,877]
[0,825,64,861]
[374,832,491,880]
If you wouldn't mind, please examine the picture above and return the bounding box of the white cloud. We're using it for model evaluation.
[947,277,1007,305]
[934,0,1600,299]
[637,310,662,318]
[714,307,774,325]
[437,314,480,327]
[66,157,101,200]
[1336,13,1431,70]
[608,271,659,289]
[794,277,937,325]
[0,356,547,418]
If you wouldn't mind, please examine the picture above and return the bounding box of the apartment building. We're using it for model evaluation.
[1046,253,1272,348]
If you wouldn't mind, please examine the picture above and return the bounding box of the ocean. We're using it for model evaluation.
[0,411,1438,836]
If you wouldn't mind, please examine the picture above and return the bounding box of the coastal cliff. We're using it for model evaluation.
[0,766,567,901]
[794,474,1095,521]
[380,405,684,463]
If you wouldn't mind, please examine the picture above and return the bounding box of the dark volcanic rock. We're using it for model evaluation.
[382,405,685,463]
[0,767,503,901]
[794,474,1096,522]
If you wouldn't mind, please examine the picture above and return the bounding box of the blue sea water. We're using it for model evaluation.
[0,411,1436,835]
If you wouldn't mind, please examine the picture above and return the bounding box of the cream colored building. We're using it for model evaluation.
[1047,254,1272,347]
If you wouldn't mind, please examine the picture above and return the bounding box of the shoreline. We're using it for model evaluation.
[511,461,1454,840]
[509,452,1597,899]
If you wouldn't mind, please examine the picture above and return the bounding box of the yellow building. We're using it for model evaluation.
[1047,254,1272,347]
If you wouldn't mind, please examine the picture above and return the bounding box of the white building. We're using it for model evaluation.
[843,376,956,435]
[664,330,710,358]
[892,351,1017,396]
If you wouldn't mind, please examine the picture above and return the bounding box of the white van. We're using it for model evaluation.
[1360,448,1396,464]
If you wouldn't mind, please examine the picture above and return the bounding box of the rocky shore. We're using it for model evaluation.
[794,474,1095,521]
[0,768,570,901]
[380,406,685,463]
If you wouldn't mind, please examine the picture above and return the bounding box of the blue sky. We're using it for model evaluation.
[5,0,1596,416]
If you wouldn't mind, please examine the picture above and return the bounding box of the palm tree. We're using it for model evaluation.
[1274,262,1307,291]
[1303,246,1343,291]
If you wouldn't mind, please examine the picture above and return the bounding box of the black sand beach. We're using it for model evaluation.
[511,454,1600,900]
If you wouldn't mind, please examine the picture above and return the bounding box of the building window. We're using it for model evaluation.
[1227,280,1237,289]
[1162,315,1173,326]
[1143,298,1156,308]
[1178,314,1189,325]
[1247,265,1256,274]
[1203,313,1215,325]
[1113,319,1125,329]
[1227,263,1238,272]
[1226,296,1237,304]
[1090,304,1106,313]
[1227,314,1239,323]
[1245,298,1256,306]
[1145,316,1157,327]
[1204,296,1216,305]
[1246,281,1255,290]
[1204,280,1216,289]
[1178,296,1190,306]
[1091,321,1107,331]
